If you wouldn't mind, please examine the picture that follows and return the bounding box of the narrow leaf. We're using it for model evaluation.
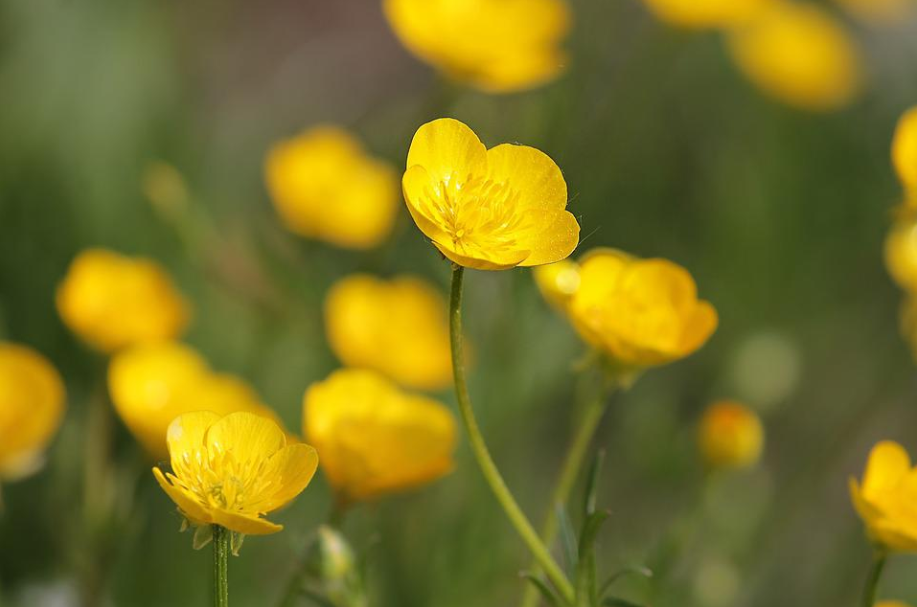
[576,510,611,606]
[598,566,653,598]
[583,449,605,518]
[556,503,578,573]
[520,571,563,607]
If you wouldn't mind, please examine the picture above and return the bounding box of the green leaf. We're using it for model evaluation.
[598,566,653,598]
[556,503,578,573]
[192,524,213,550]
[520,571,563,607]
[602,599,644,607]
[575,510,610,606]
[582,449,606,518]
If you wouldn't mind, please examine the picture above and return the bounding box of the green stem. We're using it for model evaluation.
[213,525,230,607]
[861,550,887,607]
[520,388,611,607]
[449,266,574,604]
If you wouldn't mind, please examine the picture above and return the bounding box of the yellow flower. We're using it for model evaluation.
[885,216,917,291]
[383,0,570,94]
[560,248,717,371]
[303,369,457,502]
[893,106,917,200]
[640,0,774,29]
[850,441,917,552]
[109,342,287,461]
[57,249,190,353]
[727,3,862,111]
[835,0,914,23]
[876,602,913,607]
[324,274,453,391]
[265,126,399,249]
[698,400,764,469]
[533,259,581,311]
[154,411,318,535]
[0,343,66,480]
[402,118,579,270]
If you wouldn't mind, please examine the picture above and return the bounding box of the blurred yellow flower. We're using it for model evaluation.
[383,0,570,93]
[727,3,862,111]
[109,341,287,461]
[154,411,318,535]
[562,248,717,371]
[324,274,452,391]
[850,440,917,552]
[835,0,914,23]
[876,602,913,607]
[893,106,917,200]
[698,400,764,469]
[303,369,457,502]
[885,215,917,291]
[265,126,399,250]
[57,249,190,353]
[402,118,579,270]
[533,259,581,311]
[0,343,66,481]
[640,0,773,29]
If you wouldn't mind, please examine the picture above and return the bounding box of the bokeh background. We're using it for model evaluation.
[2,0,917,605]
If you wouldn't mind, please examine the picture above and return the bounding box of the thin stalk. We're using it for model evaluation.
[449,266,574,604]
[213,525,230,607]
[861,550,887,607]
[81,381,113,607]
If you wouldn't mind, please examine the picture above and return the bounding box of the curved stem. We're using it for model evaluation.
[213,525,230,607]
[449,266,574,604]
[861,550,887,607]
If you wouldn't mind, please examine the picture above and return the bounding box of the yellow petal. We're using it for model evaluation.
[406,119,487,185]
[153,467,213,526]
[862,440,912,499]
[893,106,917,194]
[259,443,320,512]
[485,144,568,210]
[515,208,580,267]
[211,509,283,536]
[402,164,456,247]
[166,411,221,474]
[205,411,286,463]
[678,301,719,354]
[431,240,530,270]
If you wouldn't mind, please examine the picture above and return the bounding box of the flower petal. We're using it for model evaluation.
[406,119,487,185]
[205,411,287,464]
[259,443,320,512]
[862,440,912,500]
[485,144,568,210]
[431,241,529,270]
[212,509,283,536]
[167,411,221,475]
[678,300,718,354]
[402,165,454,246]
[153,467,213,526]
[516,207,580,267]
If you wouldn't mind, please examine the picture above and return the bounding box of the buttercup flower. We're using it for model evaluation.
[727,3,862,111]
[893,106,917,201]
[533,259,581,311]
[558,248,717,371]
[57,249,190,353]
[885,216,917,292]
[324,274,453,391]
[383,0,570,93]
[698,401,764,470]
[154,411,318,535]
[303,369,457,502]
[640,0,773,29]
[876,602,913,607]
[402,118,579,270]
[265,126,399,249]
[850,441,917,552]
[0,343,66,480]
[109,342,287,461]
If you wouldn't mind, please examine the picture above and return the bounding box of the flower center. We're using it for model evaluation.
[177,448,278,514]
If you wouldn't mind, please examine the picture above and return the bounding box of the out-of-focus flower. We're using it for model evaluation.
[835,0,914,23]
[850,440,917,552]
[109,342,287,461]
[265,126,399,250]
[893,106,917,201]
[57,249,190,353]
[402,118,579,270]
[303,369,456,502]
[324,274,452,391]
[876,602,913,607]
[885,215,917,291]
[383,0,570,93]
[533,260,581,311]
[0,343,66,480]
[154,411,318,535]
[553,248,716,373]
[698,400,764,469]
[640,0,773,29]
[727,3,862,111]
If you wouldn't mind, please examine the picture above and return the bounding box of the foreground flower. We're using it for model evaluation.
[727,3,862,111]
[402,118,579,270]
[640,0,773,28]
[109,342,287,461]
[698,400,764,470]
[549,248,717,373]
[893,106,917,202]
[324,274,453,391]
[57,249,190,353]
[850,441,917,552]
[154,411,318,535]
[303,369,456,502]
[0,343,66,480]
[265,126,399,249]
[383,0,570,93]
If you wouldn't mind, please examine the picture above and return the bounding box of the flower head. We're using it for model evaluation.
[533,259,581,311]
[698,400,764,470]
[640,0,774,28]
[402,118,579,270]
[109,342,288,461]
[893,106,917,202]
[727,3,862,111]
[57,249,190,353]
[0,343,66,480]
[885,215,917,292]
[303,369,457,502]
[324,274,453,391]
[383,0,571,93]
[154,411,318,535]
[850,441,917,552]
[265,126,399,249]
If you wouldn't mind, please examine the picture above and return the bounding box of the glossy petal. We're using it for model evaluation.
[862,441,911,499]
[432,241,530,270]
[205,411,287,464]
[167,411,221,475]
[153,467,213,526]
[485,144,567,210]
[893,106,917,195]
[406,119,487,185]
[212,509,283,536]
[259,443,320,512]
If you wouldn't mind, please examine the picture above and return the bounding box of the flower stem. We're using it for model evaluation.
[213,525,230,607]
[861,550,887,607]
[449,265,574,604]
